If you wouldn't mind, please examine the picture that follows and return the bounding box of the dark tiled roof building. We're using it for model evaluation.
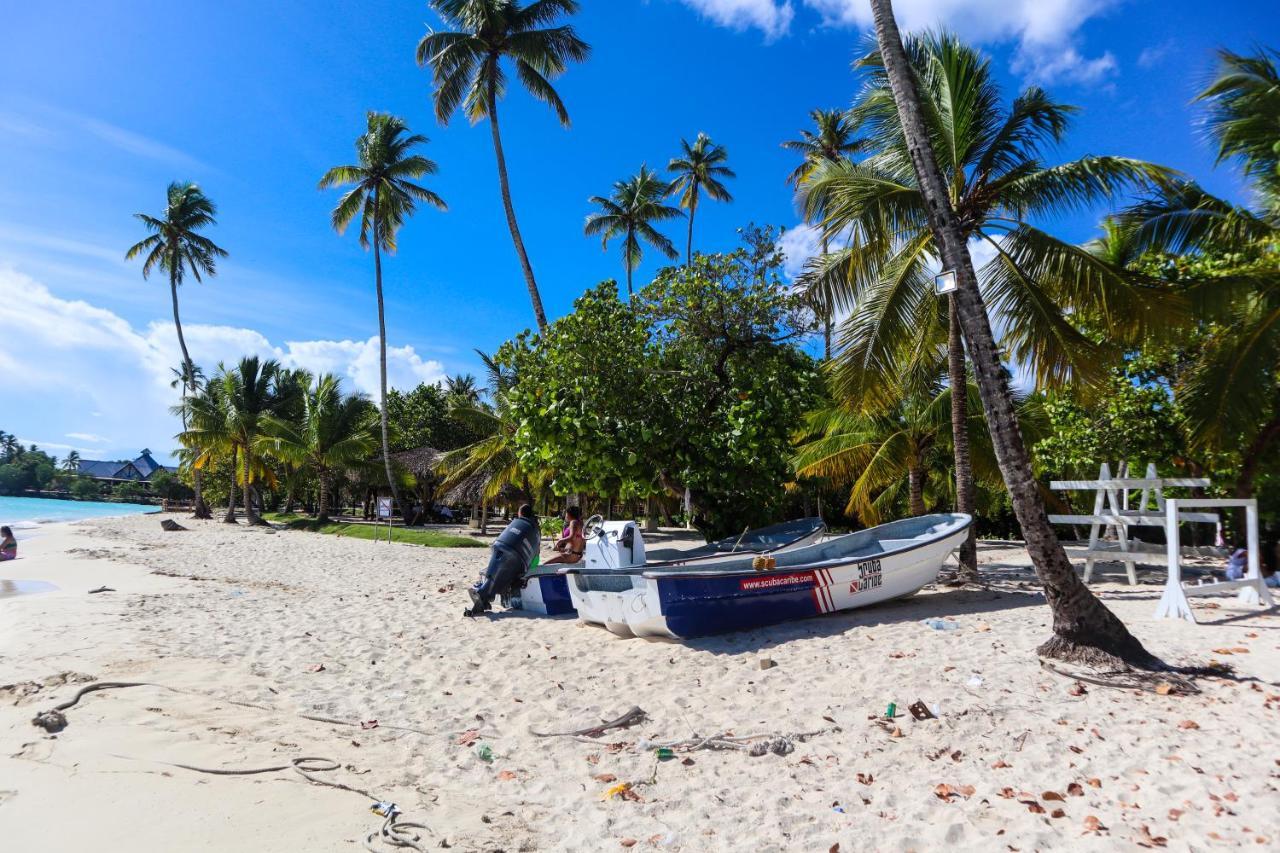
[77,449,172,483]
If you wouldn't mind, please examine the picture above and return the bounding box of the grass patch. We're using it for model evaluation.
[263,513,486,548]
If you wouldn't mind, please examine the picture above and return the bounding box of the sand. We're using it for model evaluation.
[1,513,1277,851]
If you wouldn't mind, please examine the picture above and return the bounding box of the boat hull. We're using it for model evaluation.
[567,514,971,639]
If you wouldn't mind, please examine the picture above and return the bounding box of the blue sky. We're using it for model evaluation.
[0,0,1273,465]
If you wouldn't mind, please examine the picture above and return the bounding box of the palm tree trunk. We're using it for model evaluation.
[908,465,925,516]
[372,197,402,525]
[868,0,1152,667]
[686,185,698,266]
[242,447,263,525]
[170,274,211,519]
[821,236,832,361]
[949,298,978,582]
[317,473,331,524]
[1232,414,1280,535]
[625,225,635,299]
[224,446,239,524]
[487,74,547,331]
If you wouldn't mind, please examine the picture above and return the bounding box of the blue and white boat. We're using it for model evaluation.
[511,517,826,616]
[562,513,971,639]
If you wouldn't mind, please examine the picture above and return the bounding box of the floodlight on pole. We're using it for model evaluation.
[935,269,957,295]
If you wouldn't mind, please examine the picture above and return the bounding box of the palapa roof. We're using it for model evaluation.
[391,446,445,477]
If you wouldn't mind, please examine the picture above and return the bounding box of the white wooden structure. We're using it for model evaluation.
[1154,498,1274,622]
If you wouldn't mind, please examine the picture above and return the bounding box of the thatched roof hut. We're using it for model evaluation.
[392,447,445,481]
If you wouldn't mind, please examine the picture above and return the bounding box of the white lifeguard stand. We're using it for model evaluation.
[1154,498,1275,623]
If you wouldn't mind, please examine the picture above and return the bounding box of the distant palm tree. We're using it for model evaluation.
[63,450,81,473]
[417,0,591,332]
[782,108,863,360]
[445,373,481,405]
[175,370,238,522]
[668,133,735,265]
[585,166,684,298]
[260,374,379,523]
[218,356,284,525]
[320,112,446,519]
[127,182,227,519]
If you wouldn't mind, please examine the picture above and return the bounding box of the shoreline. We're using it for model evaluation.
[1,513,1277,850]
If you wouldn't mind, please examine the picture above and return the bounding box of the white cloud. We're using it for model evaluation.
[777,223,823,279]
[676,0,795,41]
[1137,39,1175,69]
[679,0,1119,84]
[0,268,448,462]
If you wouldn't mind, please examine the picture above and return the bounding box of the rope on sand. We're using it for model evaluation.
[30,681,433,852]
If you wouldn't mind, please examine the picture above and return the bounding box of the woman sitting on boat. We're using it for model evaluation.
[544,506,586,565]
[0,526,16,562]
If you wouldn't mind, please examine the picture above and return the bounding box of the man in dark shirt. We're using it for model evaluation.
[466,504,541,616]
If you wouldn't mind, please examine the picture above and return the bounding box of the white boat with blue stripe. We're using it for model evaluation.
[561,513,972,639]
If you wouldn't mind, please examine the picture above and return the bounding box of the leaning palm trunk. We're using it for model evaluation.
[487,79,548,331]
[170,273,211,519]
[820,236,832,361]
[685,185,698,266]
[868,0,1151,665]
[242,449,263,525]
[949,300,978,581]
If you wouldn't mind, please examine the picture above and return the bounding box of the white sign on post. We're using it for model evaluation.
[376,497,392,519]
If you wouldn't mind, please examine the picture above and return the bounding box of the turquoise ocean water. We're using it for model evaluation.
[0,496,156,534]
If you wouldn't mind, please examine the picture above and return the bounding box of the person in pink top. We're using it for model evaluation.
[544,506,586,565]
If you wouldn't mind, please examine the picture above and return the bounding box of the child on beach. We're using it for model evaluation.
[0,526,16,561]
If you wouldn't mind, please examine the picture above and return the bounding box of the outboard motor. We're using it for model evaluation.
[585,520,647,570]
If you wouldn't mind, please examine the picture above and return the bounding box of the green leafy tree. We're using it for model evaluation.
[320,111,446,518]
[417,0,590,332]
[260,374,379,522]
[584,165,683,298]
[126,182,226,519]
[667,133,735,265]
[70,477,103,500]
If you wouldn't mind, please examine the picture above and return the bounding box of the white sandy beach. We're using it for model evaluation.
[2,513,1278,851]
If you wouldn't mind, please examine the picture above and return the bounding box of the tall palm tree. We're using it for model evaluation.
[584,165,684,298]
[175,371,238,522]
[217,357,285,526]
[865,0,1153,666]
[320,112,446,520]
[260,374,379,523]
[417,0,590,332]
[804,32,1179,585]
[783,109,865,361]
[667,133,735,265]
[127,182,227,519]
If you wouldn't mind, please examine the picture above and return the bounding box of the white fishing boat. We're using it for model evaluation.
[511,517,825,615]
[560,513,971,639]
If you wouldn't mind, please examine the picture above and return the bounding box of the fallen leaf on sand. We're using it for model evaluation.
[1139,825,1168,847]
[934,784,957,801]
[1245,632,1259,638]
[1083,815,1107,833]
[1051,808,1066,819]
[992,760,1011,769]
[308,663,326,673]
[857,773,874,785]
[976,623,991,632]
[1027,803,1046,814]
[496,770,518,781]
[1154,683,1173,696]
[681,757,695,766]
[1168,808,1183,821]
[1068,682,1088,697]
[829,845,840,853]
[1067,783,1084,797]
[1231,647,1250,654]
[1212,648,1235,655]
[958,785,976,797]
[586,754,600,765]
[1087,778,1102,788]
[998,787,1015,799]
[456,730,480,747]
[593,773,617,783]
[620,838,637,848]
[890,726,904,738]
[1043,791,1066,802]
[1178,720,1200,730]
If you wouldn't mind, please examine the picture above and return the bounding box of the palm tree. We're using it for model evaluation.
[1117,48,1280,510]
[127,182,226,519]
[668,133,735,265]
[584,166,684,298]
[445,373,481,405]
[260,374,379,523]
[864,0,1154,666]
[783,109,864,361]
[217,357,285,526]
[804,32,1179,586]
[63,450,81,474]
[175,372,238,522]
[320,112,446,521]
[417,0,590,332]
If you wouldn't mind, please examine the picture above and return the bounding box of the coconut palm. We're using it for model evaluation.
[417,0,590,332]
[260,374,379,523]
[863,0,1154,666]
[62,450,81,474]
[214,357,285,525]
[783,108,865,361]
[445,373,481,405]
[1115,48,1280,506]
[667,133,735,265]
[585,166,684,298]
[127,182,226,519]
[174,371,238,522]
[804,31,1180,586]
[320,112,446,520]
